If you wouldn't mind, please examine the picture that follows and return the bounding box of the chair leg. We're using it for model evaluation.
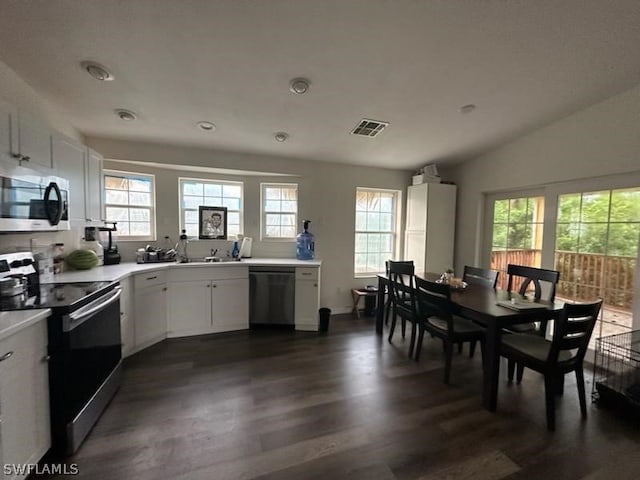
[401,317,406,339]
[507,359,515,382]
[544,375,556,431]
[576,368,587,418]
[408,321,417,359]
[443,341,453,384]
[387,314,396,343]
[469,340,477,358]
[384,298,392,325]
[516,363,525,383]
[414,326,425,361]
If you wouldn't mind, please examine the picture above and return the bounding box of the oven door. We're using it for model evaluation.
[49,286,122,453]
[0,161,70,232]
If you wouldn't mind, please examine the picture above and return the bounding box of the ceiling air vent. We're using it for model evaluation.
[350,118,389,137]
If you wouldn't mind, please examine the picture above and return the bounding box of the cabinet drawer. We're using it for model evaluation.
[168,266,248,282]
[296,267,318,281]
[134,270,167,289]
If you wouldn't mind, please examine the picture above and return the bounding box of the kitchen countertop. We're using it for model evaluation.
[51,258,322,283]
[0,308,51,342]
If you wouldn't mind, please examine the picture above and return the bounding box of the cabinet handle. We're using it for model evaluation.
[212,284,217,288]
[0,351,14,362]
[147,276,157,280]
[314,283,318,287]
[21,155,30,161]
[12,153,21,159]
[42,355,51,362]
[163,287,167,291]
[302,272,312,276]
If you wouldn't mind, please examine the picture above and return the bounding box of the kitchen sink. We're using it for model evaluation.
[203,257,241,263]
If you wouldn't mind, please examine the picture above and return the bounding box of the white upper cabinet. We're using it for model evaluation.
[85,148,104,222]
[0,99,17,161]
[52,134,87,223]
[16,112,54,169]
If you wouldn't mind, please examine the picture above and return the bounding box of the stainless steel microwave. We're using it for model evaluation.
[0,160,70,232]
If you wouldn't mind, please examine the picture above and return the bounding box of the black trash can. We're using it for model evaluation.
[319,307,331,332]
[364,294,377,317]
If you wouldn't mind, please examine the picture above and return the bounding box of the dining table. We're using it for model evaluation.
[375,272,564,412]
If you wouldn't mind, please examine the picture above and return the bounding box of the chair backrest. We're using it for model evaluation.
[385,260,414,276]
[463,265,499,288]
[547,299,602,366]
[506,264,560,301]
[388,260,417,315]
[414,277,454,333]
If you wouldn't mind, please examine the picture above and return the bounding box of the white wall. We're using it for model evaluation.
[448,82,640,322]
[90,138,412,313]
[0,59,85,254]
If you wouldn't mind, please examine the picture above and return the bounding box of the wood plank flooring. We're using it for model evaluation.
[43,315,639,479]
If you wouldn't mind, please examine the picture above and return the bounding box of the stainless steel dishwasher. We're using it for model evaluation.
[249,267,295,326]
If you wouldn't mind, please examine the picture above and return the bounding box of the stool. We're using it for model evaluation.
[351,288,378,319]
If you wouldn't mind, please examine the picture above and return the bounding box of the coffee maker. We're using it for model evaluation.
[98,223,121,265]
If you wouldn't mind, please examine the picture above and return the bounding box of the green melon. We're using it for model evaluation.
[65,249,99,270]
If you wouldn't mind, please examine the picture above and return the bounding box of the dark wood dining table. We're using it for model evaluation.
[375,272,564,412]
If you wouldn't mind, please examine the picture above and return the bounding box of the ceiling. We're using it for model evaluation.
[1,0,640,171]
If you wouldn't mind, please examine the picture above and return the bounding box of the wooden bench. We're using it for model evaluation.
[351,288,378,319]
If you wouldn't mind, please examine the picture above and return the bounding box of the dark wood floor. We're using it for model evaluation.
[46,314,639,479]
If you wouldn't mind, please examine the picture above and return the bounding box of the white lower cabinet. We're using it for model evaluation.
[295,267,320,331]
[0,321,50,479]
[133,271,167,351]
[167,267,248,337]
[118,277,134,358]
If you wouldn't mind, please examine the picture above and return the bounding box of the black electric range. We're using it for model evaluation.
[0,281,116,312]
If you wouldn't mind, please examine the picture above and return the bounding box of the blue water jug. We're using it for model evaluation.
[296,220,315,260]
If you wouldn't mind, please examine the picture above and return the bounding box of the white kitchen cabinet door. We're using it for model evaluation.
[294,279,320,331]
[404,183,456,274]
[134,283,167,349]
[52,134,87,223]
[17,112,53,170]
[0,321,51,479]
[0,99,17,161]
[118,277,135,358]
[167,280,213,337]
[85,148,104,223]
[211,278,249,332]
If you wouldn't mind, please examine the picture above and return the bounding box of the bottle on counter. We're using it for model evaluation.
[231,240,240,259]
[296,220,315,260]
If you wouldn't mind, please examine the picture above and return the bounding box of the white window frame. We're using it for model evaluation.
[178,177,244,239]
[354,187,401,278]
[103,169,156,241]
[260,182,298,241]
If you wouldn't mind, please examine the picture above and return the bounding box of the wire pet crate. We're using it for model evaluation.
[592,330,640,415]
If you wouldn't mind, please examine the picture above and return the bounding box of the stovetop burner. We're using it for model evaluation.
[0,281,116,312]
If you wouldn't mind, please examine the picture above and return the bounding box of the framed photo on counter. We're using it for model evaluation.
[199,206,227,240]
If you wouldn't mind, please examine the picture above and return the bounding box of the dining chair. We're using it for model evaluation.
[384,260,414,325]
[505,264,560,335]
[414,277,485,384]
[462,265,499,289]
[387,261,419,357]
[500,299,602,430]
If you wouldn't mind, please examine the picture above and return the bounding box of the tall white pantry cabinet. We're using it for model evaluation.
[404,183,457,274]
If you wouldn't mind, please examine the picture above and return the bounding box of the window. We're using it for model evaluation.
[179,178,243,238]
[354,188,400,276]
[103,170,155,240]
[555,188,640,342]
[261,183,298,240]
[490,196,545,289]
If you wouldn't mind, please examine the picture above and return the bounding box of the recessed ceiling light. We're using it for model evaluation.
[114,109,137,121]
[274,132,289,142]
[459,104,477,114]
[289,78,310,95]
[196,121,216,132]
[81,61,114,81]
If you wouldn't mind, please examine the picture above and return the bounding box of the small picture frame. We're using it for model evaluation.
[199,206,228,240]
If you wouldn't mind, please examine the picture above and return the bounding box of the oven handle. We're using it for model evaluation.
[63,287,122,332]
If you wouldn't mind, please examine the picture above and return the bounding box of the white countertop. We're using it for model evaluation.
[0,309,51,342]
[51,258,322,283]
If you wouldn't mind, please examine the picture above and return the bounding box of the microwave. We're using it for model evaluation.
[0,160,70,232]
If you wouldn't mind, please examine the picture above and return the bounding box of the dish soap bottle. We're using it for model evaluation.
[231,240,240,259]
[296,220,315,260]
[177,229,189,263]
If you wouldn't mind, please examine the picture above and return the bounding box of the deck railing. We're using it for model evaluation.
[490,250,636,310]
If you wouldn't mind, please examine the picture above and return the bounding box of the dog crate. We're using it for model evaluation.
[592,330,640,416]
